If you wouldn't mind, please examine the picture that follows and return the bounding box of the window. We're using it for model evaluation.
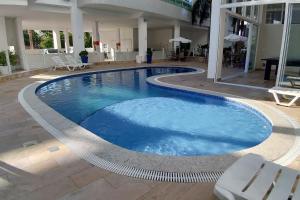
[265,4,285,24]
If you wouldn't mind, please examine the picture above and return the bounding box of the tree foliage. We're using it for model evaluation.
[40,30,53,49]
[192,0,211,25]
[84,32,93,48]
[23,30,93,49]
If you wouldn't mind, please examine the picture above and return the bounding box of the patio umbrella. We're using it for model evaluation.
[169,37,192,43]
[224,34,248,42]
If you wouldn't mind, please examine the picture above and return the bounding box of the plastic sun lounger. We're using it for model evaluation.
[65,55,92,70]
[51,56,79,71]
[287,76,300,88]
[268,86,300,107]
[51,56,71,71]
[214,154,300,200]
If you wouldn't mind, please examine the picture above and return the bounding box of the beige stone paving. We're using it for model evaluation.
[0,61,299,200]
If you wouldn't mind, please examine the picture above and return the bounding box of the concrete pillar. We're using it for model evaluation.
[71,0,85,59]
[53,30,61,50]
[174,23,180,50]
[208,0,224,79]
[28,30,34,49]
[117,28,121,52]
[63,30,70,53]
[0,17,11,73]
[92,21,100,53]
[138,16,147,62]
[15,17,28,71]
[52,30,61,50]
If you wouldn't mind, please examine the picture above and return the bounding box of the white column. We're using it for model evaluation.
[0,16,11,73]
[245,6,256,73]
[92,21,100,53]
[117,28,121,52]
[53,30,61,50]
[15,17,28,71]
[174,23,180,50]
[138,16,147,62]
[245,24,253,73]
[208,0,224,80]
[63,30,70,53]
[71,0,85,59]
[28,30,34,49]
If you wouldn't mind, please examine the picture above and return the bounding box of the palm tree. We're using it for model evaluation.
[192,0,211,26]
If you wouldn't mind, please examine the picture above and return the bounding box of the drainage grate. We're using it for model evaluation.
[23,140,38,148]
[77,153,223,183]
[48,146,60,152]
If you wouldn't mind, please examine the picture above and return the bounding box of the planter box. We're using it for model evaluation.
[0,66,10,75]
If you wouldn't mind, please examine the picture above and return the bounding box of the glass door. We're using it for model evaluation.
[278,3,300,88]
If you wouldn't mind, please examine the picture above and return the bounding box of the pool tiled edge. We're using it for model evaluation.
[18,66,299,183]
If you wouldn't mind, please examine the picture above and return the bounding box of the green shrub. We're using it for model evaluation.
[146,48,153,56]
[0,51,7,66]
[79,50,88,57]
[9,52,18,66]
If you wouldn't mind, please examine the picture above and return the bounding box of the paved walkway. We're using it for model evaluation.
[0,61,299,200]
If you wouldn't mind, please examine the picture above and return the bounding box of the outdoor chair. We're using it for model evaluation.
[268,86,300,107]
[214,154,300,200]
[287,76,300,88]
[51,56,78,71]
[65,55,92,70]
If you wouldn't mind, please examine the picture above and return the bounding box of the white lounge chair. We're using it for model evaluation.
[51,56,80,71]
[287,76,300,88]
[214,154,300,200]
[268,86,300,107]
[65,55,92,70]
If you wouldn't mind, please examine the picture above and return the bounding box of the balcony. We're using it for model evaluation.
[161,0,192,11]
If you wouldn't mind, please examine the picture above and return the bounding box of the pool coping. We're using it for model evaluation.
[18,65,300,183]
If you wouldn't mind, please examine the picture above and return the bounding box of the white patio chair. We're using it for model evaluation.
[287,76,300,88]
[214,154,300,200]
[268,86,300,107]
[51,56,80,71]
[65,55,92,70]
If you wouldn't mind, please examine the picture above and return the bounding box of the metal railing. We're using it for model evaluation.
[161,0,192,11]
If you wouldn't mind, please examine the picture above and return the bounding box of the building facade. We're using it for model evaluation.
[0,0,209,73]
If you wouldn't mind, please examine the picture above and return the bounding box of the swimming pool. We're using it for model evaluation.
[36,67,272,156]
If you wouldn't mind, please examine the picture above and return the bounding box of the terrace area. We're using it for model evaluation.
[0,0,300,199]
[0,61,299,199]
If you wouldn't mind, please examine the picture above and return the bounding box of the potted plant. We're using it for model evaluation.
[79,50,89,63]
[0,51,10,75]
[146,48,153,64]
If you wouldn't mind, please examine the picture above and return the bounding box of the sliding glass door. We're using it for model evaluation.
[277,3,300,88]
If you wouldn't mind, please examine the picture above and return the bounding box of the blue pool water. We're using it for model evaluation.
[37,67,272,156]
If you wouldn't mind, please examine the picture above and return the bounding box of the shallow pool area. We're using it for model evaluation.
[36,67,272,156]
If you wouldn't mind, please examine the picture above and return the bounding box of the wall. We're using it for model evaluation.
[100,29,119,51]
[148,28,173,51]
[25,52,104,70]
[5,17,24,70]
[25,51,165,70]
[120,28,133,52]
[0,17,8,52]
[181,28,208,50]
[78,0,191,22]
[5,18,19,51]
[256,24,283,69]
[136,27,208,53]
[100,28,134,52]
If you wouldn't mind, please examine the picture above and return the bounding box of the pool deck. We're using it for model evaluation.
[0,61,300,200]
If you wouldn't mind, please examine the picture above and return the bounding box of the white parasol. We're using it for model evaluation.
[224,34,248,42]
[169,37,192,43]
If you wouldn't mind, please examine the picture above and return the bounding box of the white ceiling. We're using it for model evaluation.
[0,4,202,31]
